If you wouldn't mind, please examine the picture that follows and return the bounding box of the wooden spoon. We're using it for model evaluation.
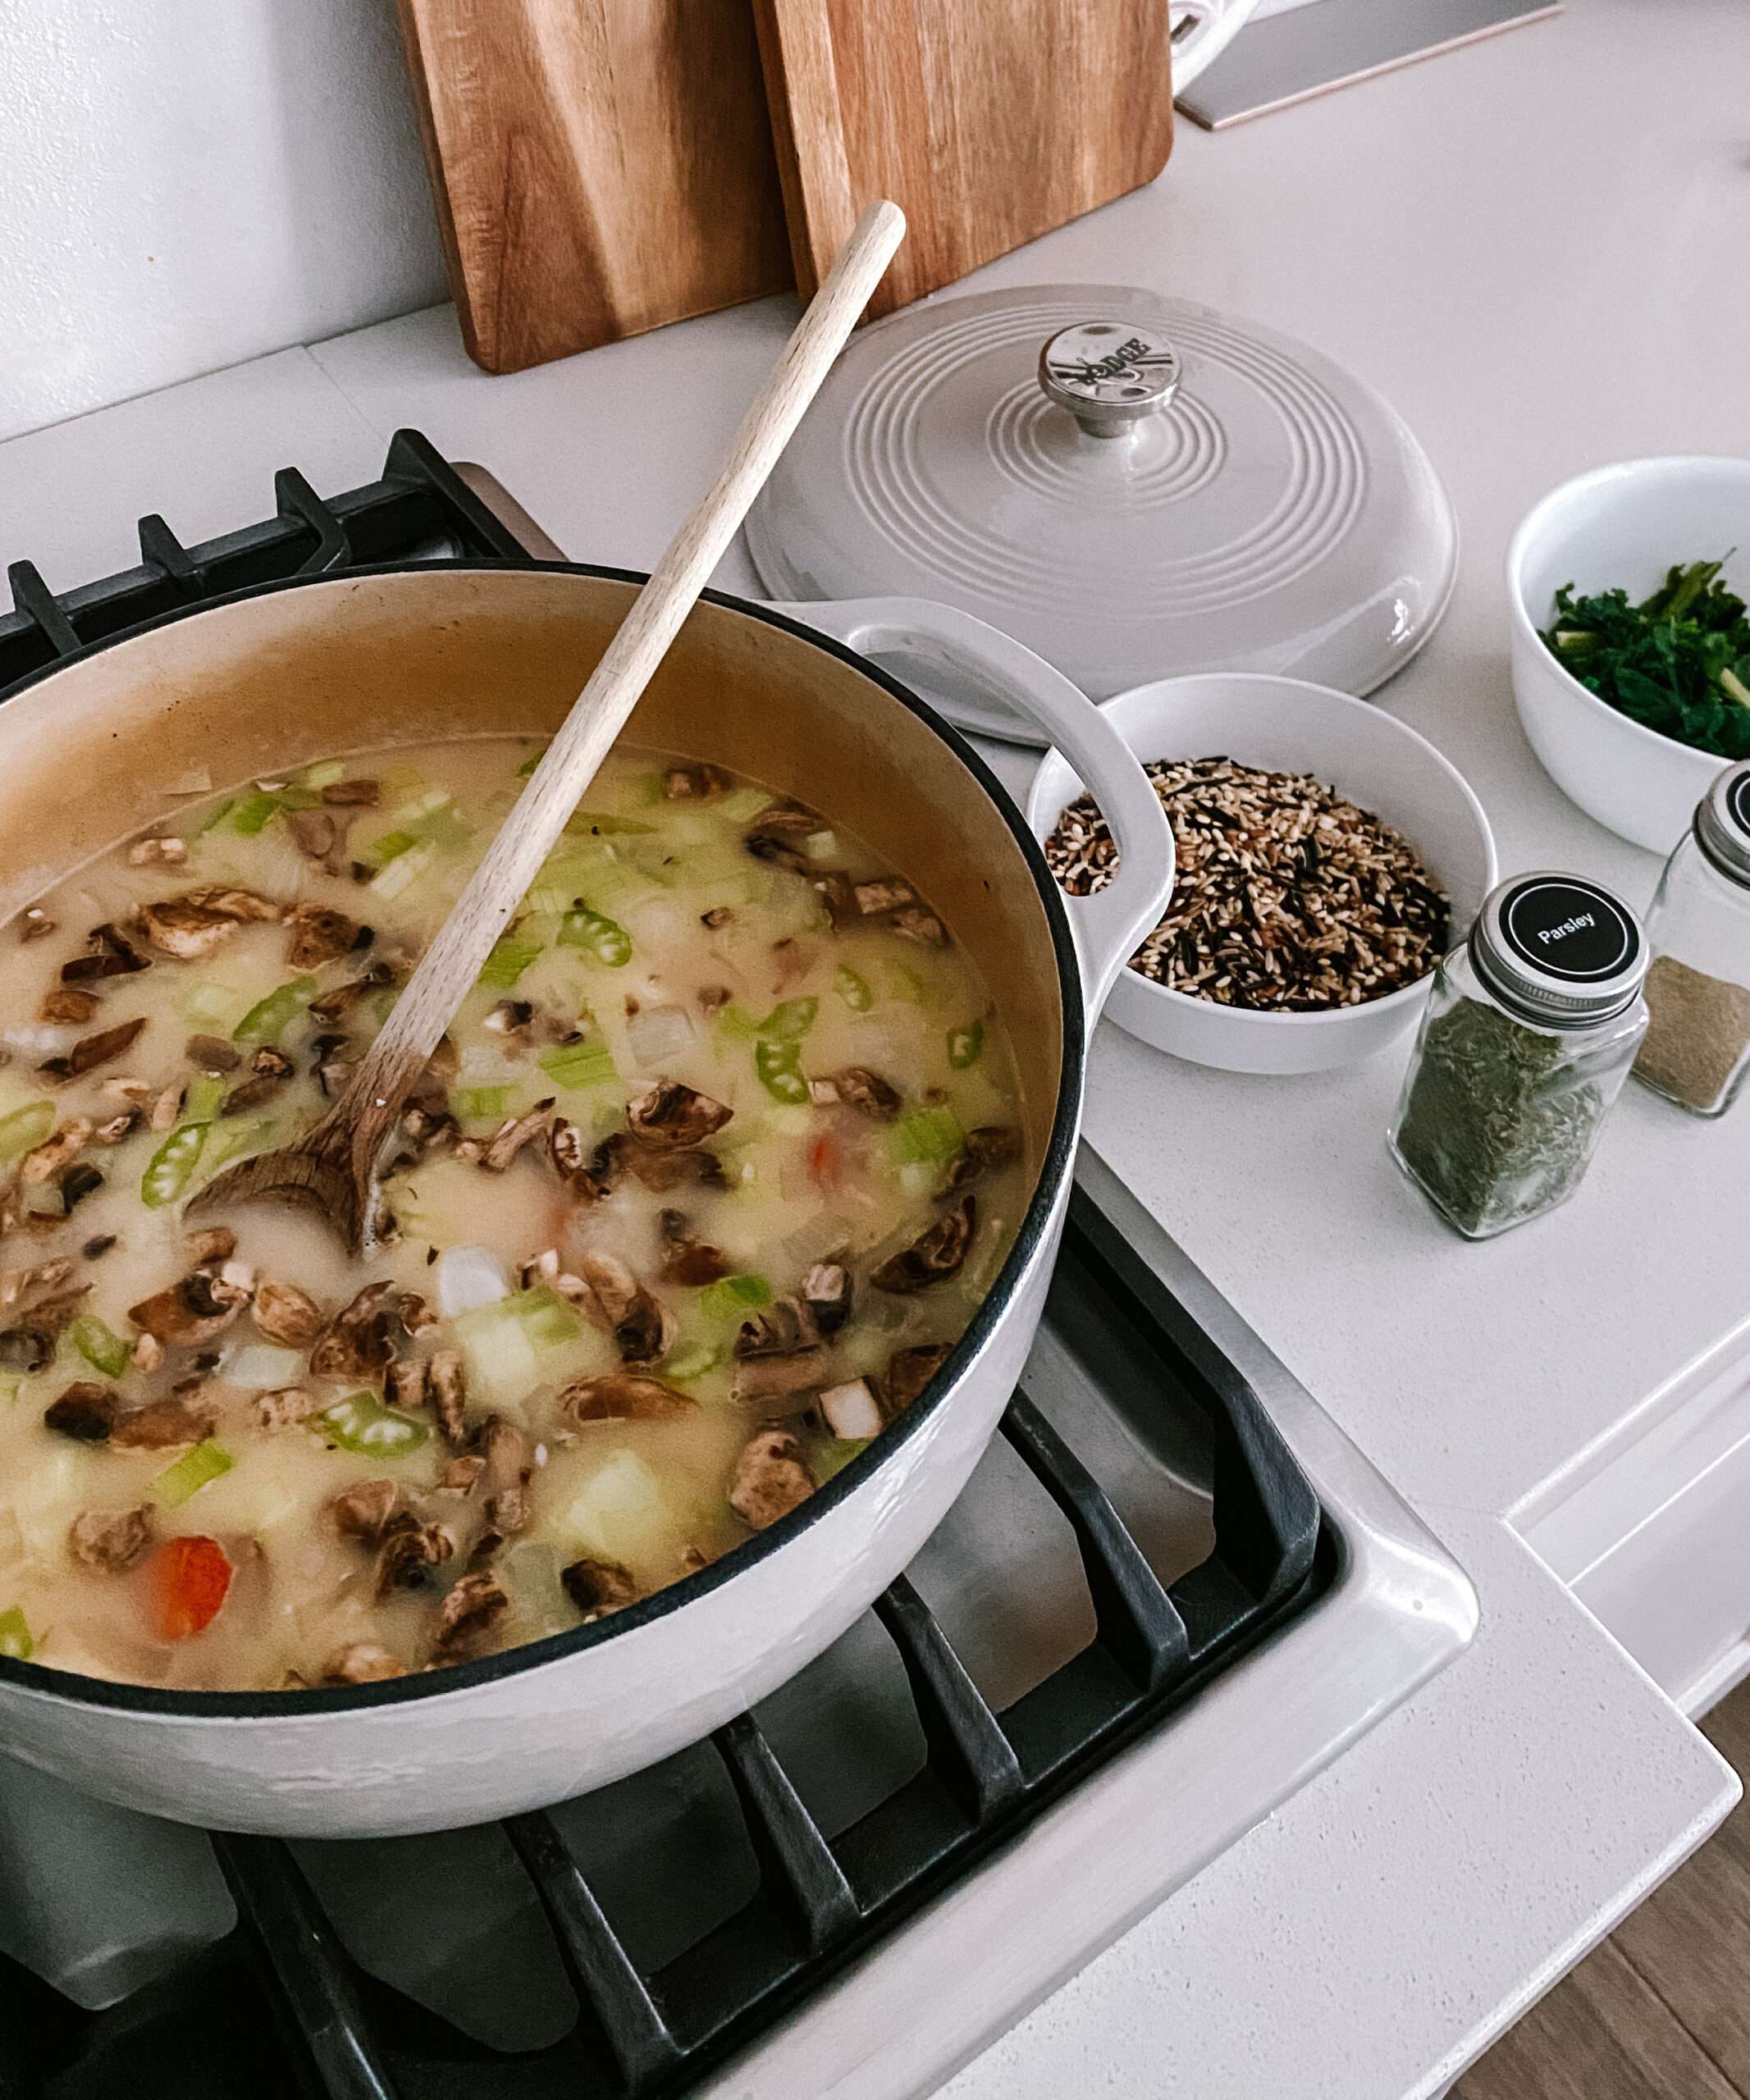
[190,199,906,1252]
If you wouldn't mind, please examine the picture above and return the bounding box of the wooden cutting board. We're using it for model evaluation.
[752,0,1176,315]
[395,0,793,374]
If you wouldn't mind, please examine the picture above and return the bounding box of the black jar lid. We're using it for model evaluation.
[1469,871,1647,1027]
[1694,760,1750,888]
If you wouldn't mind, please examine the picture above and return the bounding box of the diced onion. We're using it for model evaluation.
[777,1212,851,1273]
[224,1344,307,1390]
[0,1023,79,1059]
[626,1002,694,1071]
[819,1378,883,1440]
[435,1244,510,1317]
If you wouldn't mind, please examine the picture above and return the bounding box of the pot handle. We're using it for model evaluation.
[763,596,1173,1034]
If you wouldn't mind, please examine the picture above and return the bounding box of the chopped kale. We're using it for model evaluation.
[1541,558,1750,760]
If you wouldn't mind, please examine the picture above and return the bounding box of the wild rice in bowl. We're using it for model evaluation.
[1044,757,1450,1012]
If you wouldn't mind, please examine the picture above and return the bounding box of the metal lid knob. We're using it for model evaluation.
[1038,321,1181,439]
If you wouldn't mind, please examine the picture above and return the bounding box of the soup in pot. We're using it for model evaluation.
[0,740,1026,1691]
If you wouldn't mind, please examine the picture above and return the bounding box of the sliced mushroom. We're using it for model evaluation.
[185,1226,237,1265]
[0,1257,73,1314]
[128,1271,245,1349]
[590,1132,726,1194]
[400,1105,459,1162]
[322,1642,404,1684]
[818,1377,884,1440]
[560,1372,695,1423]
[380,1357,424,1413]
[58,1163,104,1212]
[547,1116,605,1197]
[729,1429,816,1532]
[658,1208,729,1287]
[377,1512,456,1595]
[43,1382,119,1442]
[19,1118,93,1185]
[811,872,856,928]
[573,1251,674,1365]
[853,877,918,917]
[128,836,187,867]
[748,797,825,838]
[91,1109,140,1146]
[308,1281,400,1380]
[870,1197,976,1294]
[38,1016,149,1084]
[802,1262,852,1337]
[180,885,281,924]
[221,1069,286,1116]
[825,1066,902,1120]
[663,763,732,800]
[436,1453,487,1496]
[251,1280,325,1347]
[60,923,146,981]
[745,832,808,873]
[485,1484,531,1535]
[111,1391,219,1450]
[69,1505,156,1572]
[561,1554,641,1615]
[286,808,340,863]
[733,1296,814,1358]
[945,1125,1021,1189]
[257,1386,316,1430]
[40,988,99,1025]
[285,902,363,970]
[888,906,949,947]
[320,778,380,807]
[0,1294,85,1372]
[186,1033,242,1073]
[432,1568,510,1659]
[331,1478,400,1542]
[731,1349,829,1407]
[308,962,395,1024]
[481,1102,555,1172]
[625,1081,733,1149]
[883,1343,949,1413]
[427,1349,468,1445]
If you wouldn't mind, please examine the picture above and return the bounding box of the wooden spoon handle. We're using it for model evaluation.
[336,200,907,1162]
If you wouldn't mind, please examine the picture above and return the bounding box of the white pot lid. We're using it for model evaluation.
[747,285,1458,742]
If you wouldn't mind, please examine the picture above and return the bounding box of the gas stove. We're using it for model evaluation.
[0,439,1475,2098]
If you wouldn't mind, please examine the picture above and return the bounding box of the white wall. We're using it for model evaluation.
[0,0,448,444]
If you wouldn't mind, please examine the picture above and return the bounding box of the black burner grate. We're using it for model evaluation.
[0,439,1327,2098]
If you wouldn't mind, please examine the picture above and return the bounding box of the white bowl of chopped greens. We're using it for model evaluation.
[1507,455,1750,853]
[1026,673,1497,1075]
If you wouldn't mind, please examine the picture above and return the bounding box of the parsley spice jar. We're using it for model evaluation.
[1388,874,1649,1239]
[1633,762,1750,1116]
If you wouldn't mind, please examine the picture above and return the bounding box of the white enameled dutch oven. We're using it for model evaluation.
[0,566,1172,1837]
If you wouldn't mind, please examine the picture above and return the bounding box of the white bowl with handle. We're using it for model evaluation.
[1026,673,1496,1075]
[1506,456,1750,853]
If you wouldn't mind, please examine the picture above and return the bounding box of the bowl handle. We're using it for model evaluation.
[765,596,1174,1035]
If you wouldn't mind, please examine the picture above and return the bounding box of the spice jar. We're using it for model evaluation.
[1388,873,1648,1239]
[1633,762,1750,1116]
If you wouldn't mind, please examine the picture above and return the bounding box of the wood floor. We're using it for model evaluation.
[1455,1679,1750,2098]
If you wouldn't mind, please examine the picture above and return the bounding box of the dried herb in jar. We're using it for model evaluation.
[1635,955,1750,1111]
[1391,998,1604,1237]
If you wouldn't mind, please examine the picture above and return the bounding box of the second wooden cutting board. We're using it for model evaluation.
[752,0,1177,315]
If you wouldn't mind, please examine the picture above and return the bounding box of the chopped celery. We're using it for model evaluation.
[558,906,632,967]
[720,786,772,824]
[369,840,436,899]
[947,1020,985,1070]
[316,1394,429,1457]
[507,1286,583,1348]
[539,1038,617,1091]
[700,1273,771,1324]
[71,1316,131,1380]
[477,930,544,988]
[834,966,874,1013]
[0,1605,33,1660]
[147,1439,235,1507]
[887,1104,965,1166]
[453,1084,513,1125]
[298,759,345,789]
[184,1075,226,1122]
[142,1122,208,1208]
[0,1100,54,1166]
[206,1118,276,1172]
[195,795,239,836]
[223,789,285,836]
[802,829,838,862]
[183,981,248,1030]
[754,1039,808,1104]
[232,978,318,1045]
[359,826,418,869]
[663,1342,721,1383]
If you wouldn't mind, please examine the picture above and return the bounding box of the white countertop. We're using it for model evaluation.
[4,1,1747,2089]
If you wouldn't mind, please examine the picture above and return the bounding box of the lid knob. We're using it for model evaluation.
[1038,322,1181,439]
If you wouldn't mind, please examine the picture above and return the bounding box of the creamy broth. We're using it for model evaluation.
[0,741,1025,1691]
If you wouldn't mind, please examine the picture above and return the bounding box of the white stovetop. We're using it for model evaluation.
[4,1,1748,2090]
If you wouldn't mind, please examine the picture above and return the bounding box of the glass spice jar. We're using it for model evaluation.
[1633,761,1750,1116]
[1388,873,1649,1240]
